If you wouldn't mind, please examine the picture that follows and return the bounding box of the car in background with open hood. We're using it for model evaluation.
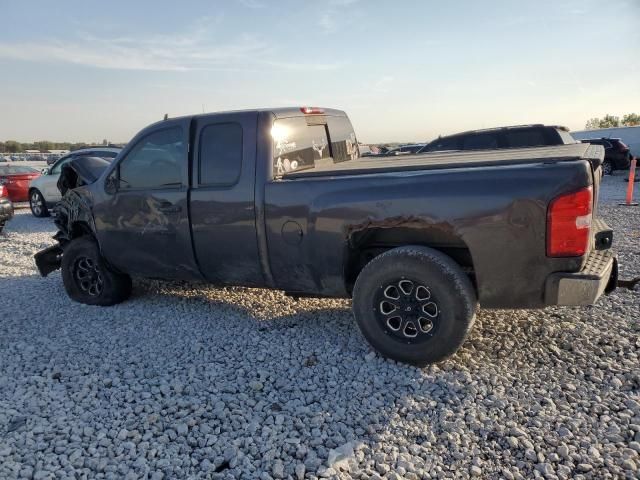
[28,147,121,217]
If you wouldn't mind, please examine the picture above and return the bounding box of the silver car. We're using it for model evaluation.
[28,147,121,217]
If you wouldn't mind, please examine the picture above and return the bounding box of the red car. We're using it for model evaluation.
[0,184,14,233]
[0,165,41,202]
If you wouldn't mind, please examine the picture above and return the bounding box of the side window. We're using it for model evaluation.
[462,134,498,150]
[199,123,243,186]
[118,127,184,190]
[505,130,546,148]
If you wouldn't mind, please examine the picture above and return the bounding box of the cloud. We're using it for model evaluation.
[329,0,360,5]
[234,0,265,8]
[371,76,394,93]
[263,60,343,71]
[319,13,337,33]
[0,21,343,72]
[0,36,266,72]
[318,0,361,33]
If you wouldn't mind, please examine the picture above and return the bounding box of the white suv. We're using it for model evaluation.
[29,147,121,217]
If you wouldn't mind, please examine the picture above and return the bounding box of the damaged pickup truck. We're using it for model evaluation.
[36,107,618,366]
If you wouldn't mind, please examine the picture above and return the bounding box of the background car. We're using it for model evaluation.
[0,184,14,233]
[29,147,121,217]
[0,165,41,202]
[418,124,576,153]
[385,144,428,156]
[579,138,631,175]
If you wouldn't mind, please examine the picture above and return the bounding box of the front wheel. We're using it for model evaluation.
[352,246,477,366]
[61,236,132,306]
[29,189,50,217]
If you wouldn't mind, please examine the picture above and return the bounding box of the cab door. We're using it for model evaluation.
[93,118,201,280]
[189,111,263,286]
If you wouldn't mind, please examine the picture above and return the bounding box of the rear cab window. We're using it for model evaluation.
[272,114,358,177]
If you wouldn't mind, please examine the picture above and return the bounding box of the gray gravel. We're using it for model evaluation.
[1,175,639,479]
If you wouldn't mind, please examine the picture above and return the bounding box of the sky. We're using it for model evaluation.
[0,0,639,144]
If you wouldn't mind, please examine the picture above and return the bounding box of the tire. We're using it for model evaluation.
[61,236,132,306]
[0,222,4,233]
[602,160,613,176]
[29,189,50,217]
[352,246,477,366]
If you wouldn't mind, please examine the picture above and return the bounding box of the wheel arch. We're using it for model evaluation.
[344,225,476,295]
[69,220,94,239]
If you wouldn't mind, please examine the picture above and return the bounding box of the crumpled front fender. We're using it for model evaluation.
[34,189,96,277]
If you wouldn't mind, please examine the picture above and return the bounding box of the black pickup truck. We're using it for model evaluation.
[35,107,617,366]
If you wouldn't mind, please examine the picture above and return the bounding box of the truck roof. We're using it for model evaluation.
[283,143,604,179]
[150,107,347,127]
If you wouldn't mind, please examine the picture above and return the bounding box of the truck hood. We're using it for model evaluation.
[58,156,111,195]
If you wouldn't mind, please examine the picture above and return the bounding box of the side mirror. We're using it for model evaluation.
[104,171,117,195]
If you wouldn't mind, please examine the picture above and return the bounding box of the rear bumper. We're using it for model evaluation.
[544,249,617,306]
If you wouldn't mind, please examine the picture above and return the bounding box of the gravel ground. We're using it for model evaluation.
[0,176,639,480]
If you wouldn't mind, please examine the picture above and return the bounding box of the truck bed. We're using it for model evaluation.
[283,143,604,179]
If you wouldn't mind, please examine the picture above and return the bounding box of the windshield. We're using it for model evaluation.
[272,115,358,177]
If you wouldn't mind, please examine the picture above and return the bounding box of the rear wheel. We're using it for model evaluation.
[29,189,49,217]
[602,160,613,175]
[61,236,132,306]
[352,246,477,366]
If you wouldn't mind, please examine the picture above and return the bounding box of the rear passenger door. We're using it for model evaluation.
[189,112,263,286]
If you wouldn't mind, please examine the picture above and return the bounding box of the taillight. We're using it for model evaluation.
[0,185,6,197]
[547,186,593,257]
[300,106,324,114]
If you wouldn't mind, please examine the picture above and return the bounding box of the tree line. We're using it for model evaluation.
[0,139,114,153]
[585,113,640,130]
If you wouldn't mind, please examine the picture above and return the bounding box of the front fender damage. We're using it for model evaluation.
[34,189,96,277]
